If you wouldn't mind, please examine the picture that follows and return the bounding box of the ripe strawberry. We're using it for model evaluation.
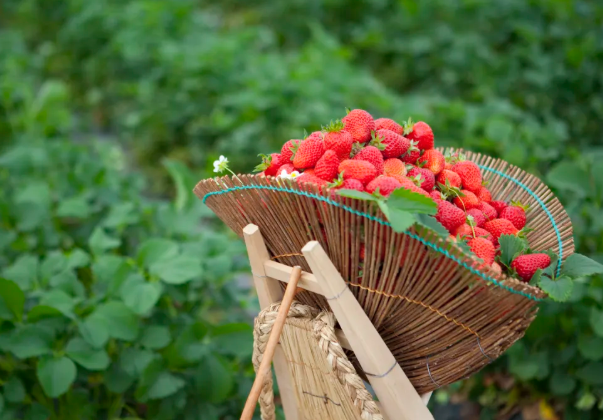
[454,224,494,243]
[430,190,446,202]
[254,153,283,176]
[353,146,384,174]
[435,201,466,233]
[452,161,482,192]
[342,109,375,143]
[338,159,378,185]
[280,140,302,163]
[296,172,328,187]
[323,120,353,159]
[477,202,497,221]
[468,237,495,265]
[511,254,552,282]
[278,163,295,176]
[392,175,431,197]
[500,203,528,230]
[306,131,323,140]
[293,137,325,169]
[314,150,340,181]
[338,178,364,191]
[372,129,409,159]
[401,140,421,164]
[436,169,462,189]
[467,209,486,227]
[304,168,316,176]
[483,219,519,244]
[453,190,480,210]
[490,201,508,216]
[408,167,435,191]
[490,262,502,276]
[374,118,403,135]
[365,176,402,197]
[383,158,407,176]
[476,186,492,203]
[404,120,434,150]
[418,149,445,175]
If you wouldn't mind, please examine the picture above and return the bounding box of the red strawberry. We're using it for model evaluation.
[401,140,421,164]
[454,224,494,243]
[405,120,434,150]
[374,118,403,135]
[342,109,375,143]
[293,137,325,169]
[339,178,364,191]
[490,201,508,216]
[353,146,384,174]
[483,219,519,244]
[453,190,480,210]
[323,120,353,160]
[278,163,295,177]
[477,202,497,221]
[435,201,466,233]
[391,175,431,197]
[254,153,283,176]
[468,237,495,265]
[452,161,482,192]
[365,176,402,197]
[281,139,302,162]
[430,190,445,202]
[371,129,409,159]
[306,131,323,140]
[418,149,445,175]
[500,203,528,230]
[467,209,486,227]
[407,167,435,191]
[314,150,340,181]
[383,158,406,176]
[511,254,552,282]
[304,168,316,176]
[476,186,492,203]
[296,172,328,187]
[338,160,378,185]
[436,169,462,189]
[490,262,502,276]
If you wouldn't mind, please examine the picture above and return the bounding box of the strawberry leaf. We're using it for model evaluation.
[499,234,528,267]
[336,190,378,202]
[386,208,416,233]
[560,253,603,279]
[539,275,573,302]
[415,214,448,238]
[388,188,437,215]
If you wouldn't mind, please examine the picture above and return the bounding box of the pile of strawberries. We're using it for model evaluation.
[254,109,551,283]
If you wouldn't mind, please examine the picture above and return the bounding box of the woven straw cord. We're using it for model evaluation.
[252,302,383,420]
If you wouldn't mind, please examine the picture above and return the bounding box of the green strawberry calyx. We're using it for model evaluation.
[253,154,273,172]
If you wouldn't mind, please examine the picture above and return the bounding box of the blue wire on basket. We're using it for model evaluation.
[202,178,548,302]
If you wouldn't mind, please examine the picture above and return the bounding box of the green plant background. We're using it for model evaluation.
[0,0,602,418]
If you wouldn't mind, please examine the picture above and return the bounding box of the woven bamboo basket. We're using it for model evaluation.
[194,148,574,393]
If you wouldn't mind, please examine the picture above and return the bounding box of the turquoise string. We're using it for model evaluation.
[477,165,563,276]
[202,182,544,302]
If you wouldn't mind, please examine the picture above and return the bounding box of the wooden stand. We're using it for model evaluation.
[244,224,434,420]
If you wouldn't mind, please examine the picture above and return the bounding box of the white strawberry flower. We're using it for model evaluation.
[213,155,229,173]
[278,169,300,179]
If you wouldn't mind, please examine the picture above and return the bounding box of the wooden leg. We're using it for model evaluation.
[243,225,300,420]
[302,240,434,420]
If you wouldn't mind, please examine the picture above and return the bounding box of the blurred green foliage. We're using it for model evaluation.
[1,0,603,418]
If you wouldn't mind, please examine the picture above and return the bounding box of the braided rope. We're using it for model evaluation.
[252,302,383,420]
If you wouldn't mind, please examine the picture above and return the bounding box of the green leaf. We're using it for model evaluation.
[78,315,110,349]
[39,289,75,315]
[197,353,234,403]
[578,335,603,361]
[103,202,138,228]
[0,278,25,321]
[120,274,162,315]
[2,254,38,291]
[336,189,378,201]
[140,326,171,350]
[211,323,253,358]
[561,253,603,278]
[575,362,603,385]
[56,195,91,219]
[24,402,51,420]
[150,255,203,284]
[93,301,140,341]
[498,234,527,267]
[546,161,590,197]
[575,393,596,411]
[549,370,576,396]
[104,363,135,393]
[414,214,448,237]
[66,248,90,269]
[388,188,437,215]
[590,307,603,337]
[386,208,416,233]
[144,372,185,401]
[27,305,63,322]
[88,227,121,255]
[163,159,192,211]
[165,322,208,367]
[538,276,573,302]
[65,338,110,371]
[136,238,179,268]
[92,255,132,296]
[120,348,156,378]
[40,251,67,279]
[8,325,53,358]
[4,376,26,403]
[37,356,77,397]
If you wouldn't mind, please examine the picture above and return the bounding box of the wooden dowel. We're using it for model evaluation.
[240,266,302,420]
